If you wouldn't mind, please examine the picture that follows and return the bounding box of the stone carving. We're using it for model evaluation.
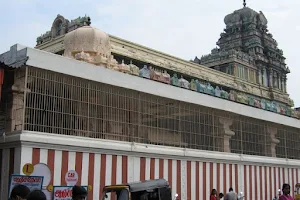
[179,76,189,89]
[197,82,206,93]
[270,102,278,112]
[254,99,261,108]
[74,51,93,62]
[229,90,236,101]
[107,55,119,70]
[220,89,229,99]
[261,99,266,110]
[291,110,300,119]
[128,60,139,76]
[248,95,255,106]
[94,53,109,66]
[150,68,162,82]
[205,83,215,95]
[215,86,221,97]
[161,70,171,84]
[139,65,150,79]
[119,60,131,74]
[197,3,291,107]
[64,26,111,60]
[37,15,90,45]
[236,93,249,104]
[190,79,197,91]
[266,101,272,111]
[286,107,292,116]
[171,74,179,86]
[279,105,286,115]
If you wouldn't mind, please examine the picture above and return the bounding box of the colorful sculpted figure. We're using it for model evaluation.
[220,88,229,99]
[171,74,179,86]
[179,75,190,89]
[236,93,249,104]
[195,80,202,92]
[229,90,236,101]
[206,83,215,95]
[190,79,197,91]
[215,86,221,97]
[291,109,299,118]
[270,102,277,113]
[286,107,292,116]
[128,60,139,76]
[150,68,162,82]
[280,105,286,115]
[107,55,119,70]
[248,96,255,106]
[266,101,272,111]
[260,99,266,110]
[119,60,131,74]
[162,70,171,84]
[94,53,109,66]
[254,99,261,108]
[198,82,206,93]
[139,65,150,79]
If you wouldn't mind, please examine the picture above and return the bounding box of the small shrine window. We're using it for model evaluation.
[56,21,62,36]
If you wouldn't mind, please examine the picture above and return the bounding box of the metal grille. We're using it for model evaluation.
[22,67,300,159]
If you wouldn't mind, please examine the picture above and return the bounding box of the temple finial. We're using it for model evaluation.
[243,0,246,7]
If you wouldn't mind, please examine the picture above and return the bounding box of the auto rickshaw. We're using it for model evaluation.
[101,178,174,200]
[295,183,300,200]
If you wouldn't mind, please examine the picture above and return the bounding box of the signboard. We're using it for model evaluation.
[65,170,78,186]
[8,175,44,197]
[22,163,34,176]
[52,186,88,200]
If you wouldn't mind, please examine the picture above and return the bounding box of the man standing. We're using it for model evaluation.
[224,187,238,200]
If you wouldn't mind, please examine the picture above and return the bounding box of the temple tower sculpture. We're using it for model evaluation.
[196,3,290,104]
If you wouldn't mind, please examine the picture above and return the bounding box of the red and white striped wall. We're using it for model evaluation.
[1,147,299,200]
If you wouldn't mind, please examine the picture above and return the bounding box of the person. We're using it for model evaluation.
[279,184,294,200]
[210,189,218,200]
[10,184,31,200]
[224,187,238,200]
[26,190,46,200]
[219,193,224,199]
[72,185,88,200]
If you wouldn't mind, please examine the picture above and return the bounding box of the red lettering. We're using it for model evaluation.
[54,189,72,198]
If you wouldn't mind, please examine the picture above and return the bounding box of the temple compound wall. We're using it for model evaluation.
[1,133,300,200]
[0,44,299,200]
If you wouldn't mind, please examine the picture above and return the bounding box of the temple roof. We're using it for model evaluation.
[197,3,289,74]
[224,6,268,27]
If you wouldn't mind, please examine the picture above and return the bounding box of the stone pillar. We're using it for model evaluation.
[266,127,280,157]
[258,66,262,85]
[283,75,287,93]
[268,68,273,88]
[281,76,284,92]
[278,74,282,90]
[273,72,278,88]
[218,117,235,153]
[263,67,268,87]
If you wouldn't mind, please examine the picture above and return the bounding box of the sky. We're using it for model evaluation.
[1,0,299,107]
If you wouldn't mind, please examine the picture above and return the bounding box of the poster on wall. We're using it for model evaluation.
[52,186,88,200]
[8,175,44,197]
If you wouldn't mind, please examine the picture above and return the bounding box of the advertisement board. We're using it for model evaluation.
[52,186,88,200]
[8,175,44,197]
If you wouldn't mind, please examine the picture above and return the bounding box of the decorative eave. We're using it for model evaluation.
[0,44,28,68]
[1,44,299,128]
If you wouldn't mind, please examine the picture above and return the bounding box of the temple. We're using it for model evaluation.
[195,4,290,107]
[0,2,299,200]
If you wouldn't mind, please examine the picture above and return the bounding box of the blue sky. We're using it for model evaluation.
[1,0,299,106]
